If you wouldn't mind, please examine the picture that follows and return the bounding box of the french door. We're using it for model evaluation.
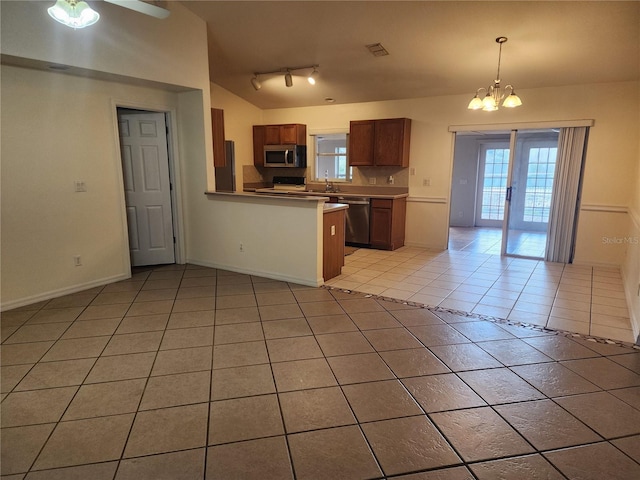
[474,130,559,259]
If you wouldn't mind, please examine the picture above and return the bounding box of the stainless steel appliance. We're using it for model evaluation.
[214,140,235,192]
[264,145,307,168]
[339,196,370,245]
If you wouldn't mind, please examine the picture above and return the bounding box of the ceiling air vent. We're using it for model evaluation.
[366,43,389,57]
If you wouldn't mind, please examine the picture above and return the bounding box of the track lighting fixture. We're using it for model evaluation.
[468,37,522,111]
[307,67,319,85]
[250,65,319,92]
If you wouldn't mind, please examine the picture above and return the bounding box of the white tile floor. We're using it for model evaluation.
[327,229,636,344]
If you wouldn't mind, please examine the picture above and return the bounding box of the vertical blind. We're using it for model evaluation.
[545,127,589,263]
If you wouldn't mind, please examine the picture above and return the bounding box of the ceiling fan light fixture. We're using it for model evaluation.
[48,0,100,29]
[468,36,522,111]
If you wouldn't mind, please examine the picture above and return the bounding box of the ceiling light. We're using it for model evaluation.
[48,0,100,29]
[250,65,319,92]
[468,37,522,111]
[307,68,319,85]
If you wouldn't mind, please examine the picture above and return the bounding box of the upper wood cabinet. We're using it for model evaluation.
[253,124,307,166]
[348,120,375,166]
[211,108,226,167]
[349,118,411,167]
[263,124,307,145]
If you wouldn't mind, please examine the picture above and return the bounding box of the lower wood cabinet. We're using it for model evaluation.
[370,197,407,250]
[323,209,346,280]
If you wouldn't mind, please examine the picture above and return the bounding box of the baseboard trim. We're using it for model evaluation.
[1,273,131,312]
[186,259,322,287]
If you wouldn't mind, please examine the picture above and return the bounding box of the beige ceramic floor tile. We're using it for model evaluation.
[208,394,284,445]
[342,380,422,422]
[26,462,118,480]
[33,414,134,470]
[279,386,356,433]
[206,437,293,480]
[544,442,640,480]
[124,403,208,457]
[0,423,56,476]
[288,425,382,480]
[431,407,535,462]
[117,449,204,480]
[211,363,275,400]
[361,415,461,476]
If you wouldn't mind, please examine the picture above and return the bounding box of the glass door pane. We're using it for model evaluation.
[504,131,559,258]
[475,142,510,227]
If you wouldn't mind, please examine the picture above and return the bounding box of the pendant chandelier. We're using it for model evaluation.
[468,37,522,111]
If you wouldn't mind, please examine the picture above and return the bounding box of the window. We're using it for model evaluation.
[523,146,557,223]
[480,146,510,221]
[314,133,351,182]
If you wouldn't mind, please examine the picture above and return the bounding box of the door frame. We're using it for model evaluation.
[111,99,185,273]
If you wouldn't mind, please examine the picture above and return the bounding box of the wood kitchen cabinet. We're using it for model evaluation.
[252,125,265,167]
[348,120,375,166]
[323,208,346,280]
[264,124,307,145]
[211,108,226,167]
[253,123,307,166]
[348,118,411,167]
[370,197,407,250]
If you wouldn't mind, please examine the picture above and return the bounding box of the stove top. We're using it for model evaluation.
[271,175,307,191]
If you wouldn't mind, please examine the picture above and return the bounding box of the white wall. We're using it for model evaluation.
[187,194,324,286]
[449,135,481,227]
[0,1,212,308]
[622,118,640,342]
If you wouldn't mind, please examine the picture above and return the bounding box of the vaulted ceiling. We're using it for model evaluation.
[180,1,639,110]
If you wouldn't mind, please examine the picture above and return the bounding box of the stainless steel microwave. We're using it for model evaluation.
[264,145,307,168]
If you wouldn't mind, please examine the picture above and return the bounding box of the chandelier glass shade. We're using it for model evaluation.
[48,0,100,29]
[468,37,522,111]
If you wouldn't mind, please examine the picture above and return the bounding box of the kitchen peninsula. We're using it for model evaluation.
[203,191,347,286]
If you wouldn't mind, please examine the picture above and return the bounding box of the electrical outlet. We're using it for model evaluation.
[73,255,82,266]
[239,243,244,252]
[331,225,336,236]
[410,168,416,176]
[388,176,394,184]
[369,177,377,185]
[74,181,87,192]
[423,178,431,187]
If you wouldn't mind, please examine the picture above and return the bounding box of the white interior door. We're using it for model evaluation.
[118,112,175,266]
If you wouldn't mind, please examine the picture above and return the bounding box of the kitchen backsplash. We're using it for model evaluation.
[351,166,409,188]
[242,165,409,189]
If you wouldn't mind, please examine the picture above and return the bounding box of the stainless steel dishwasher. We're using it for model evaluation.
[339,197,370,245]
